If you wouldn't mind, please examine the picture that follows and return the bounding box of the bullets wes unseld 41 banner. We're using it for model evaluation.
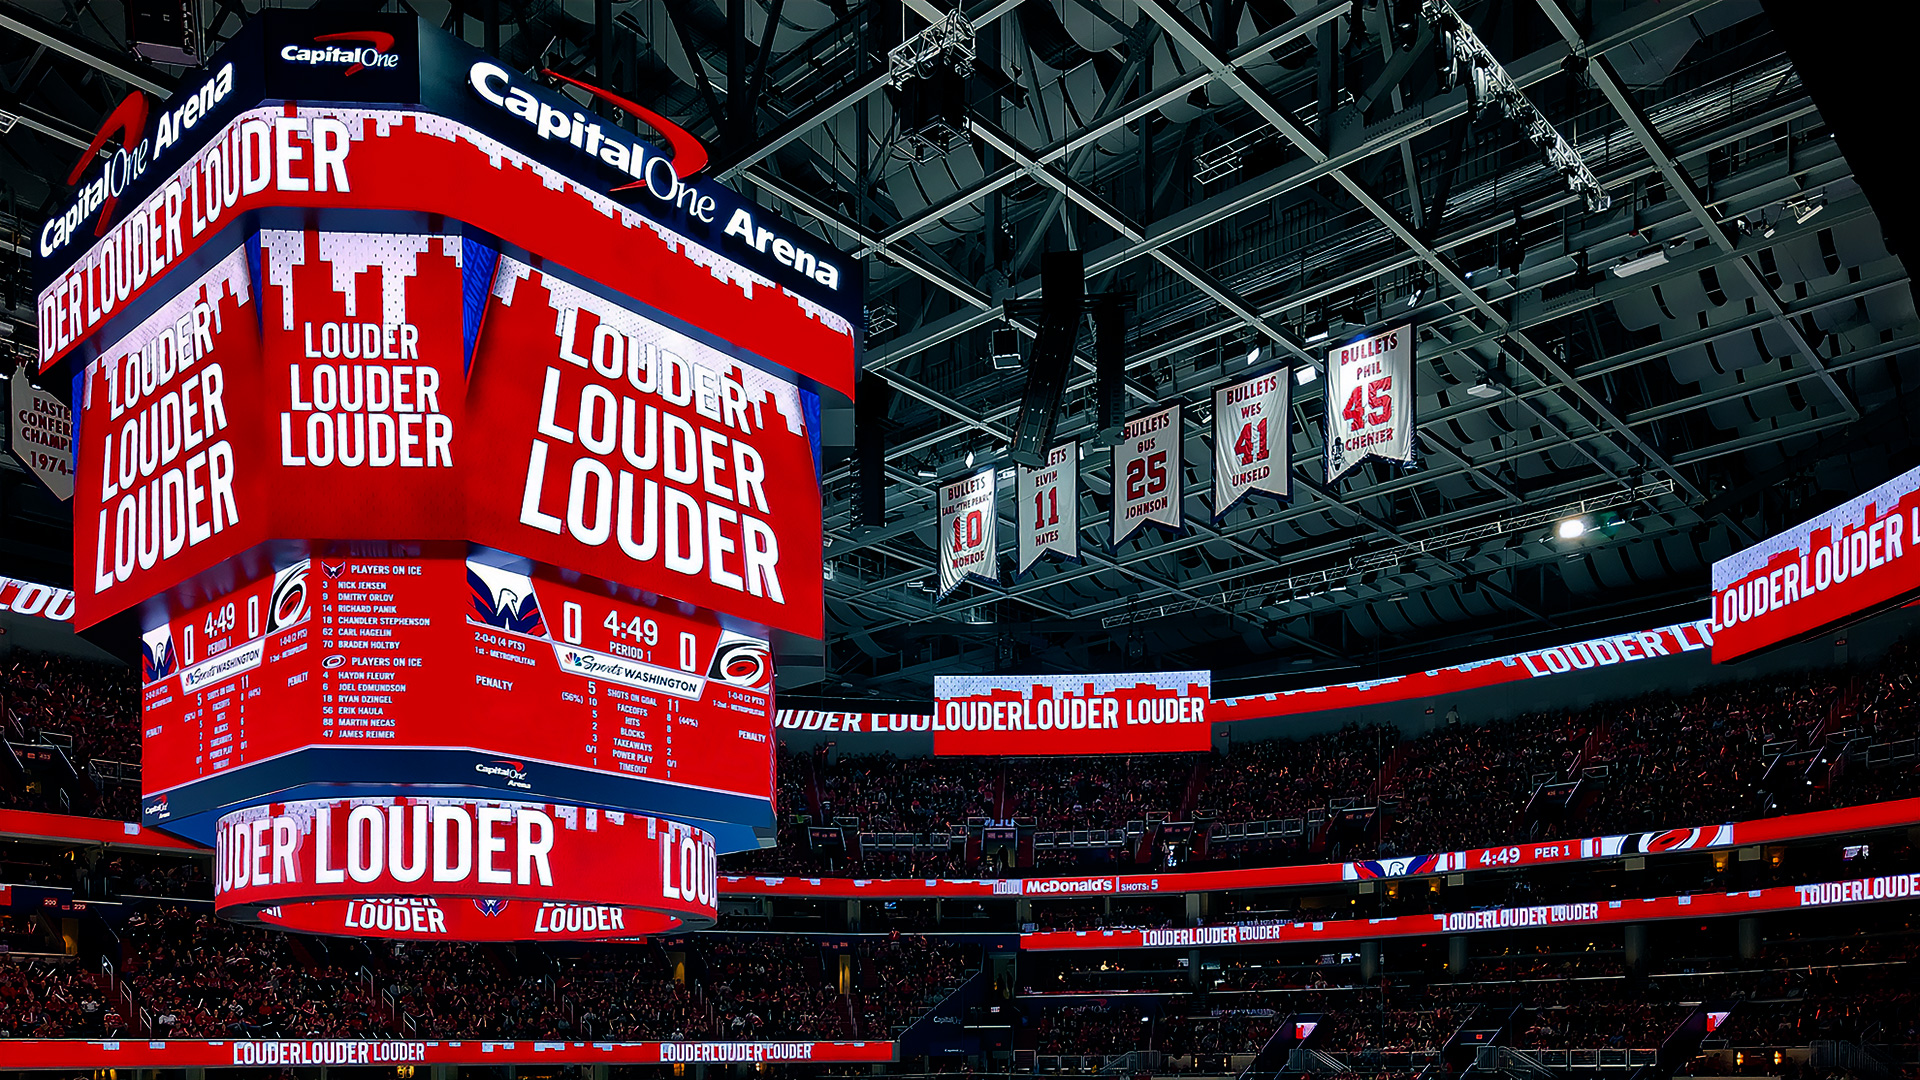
[1324,324,1415,483]
[1113,404,1182,545]
[938,467,999,597]
[1017,441,1078,574]
[1212,370,1288,517]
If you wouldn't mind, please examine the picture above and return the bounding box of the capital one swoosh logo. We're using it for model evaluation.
[540,69,708,181]
[66,92,148,239]
[314,31,395,77]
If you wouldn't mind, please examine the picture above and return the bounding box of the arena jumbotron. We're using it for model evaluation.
[1,0,1917,1077]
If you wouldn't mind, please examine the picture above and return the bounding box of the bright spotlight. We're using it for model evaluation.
[1556,517,1587,539]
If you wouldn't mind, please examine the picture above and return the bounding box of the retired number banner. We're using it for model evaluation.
[938,467,999,597]
[1017,441,1079,574]
[1324,324,1414,483]
[1113,404,1181,545]
[1212,370,1288,517]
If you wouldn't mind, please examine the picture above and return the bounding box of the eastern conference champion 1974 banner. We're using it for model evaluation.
[1017,441,1079,574]
[938,467,999,597]
[1324,324,1415,483]
[1213,369,1288,516]
[1113,404,1182,545]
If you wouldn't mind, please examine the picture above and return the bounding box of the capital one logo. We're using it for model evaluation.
[469,60,709,191]
[280,31,400,76]
[41,62,234,256]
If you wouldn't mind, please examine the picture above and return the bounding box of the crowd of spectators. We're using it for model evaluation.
[0,902,982,1041]
[0,957,121,1037]
[11,638,1920,883]
[727,642,1920,874]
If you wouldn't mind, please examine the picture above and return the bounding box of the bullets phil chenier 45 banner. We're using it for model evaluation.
[1324,324,1415,483]
[1212,370,1288,517]
[1113,404,1182,546]
[938,467,999,597]
[1017,441,1078,575]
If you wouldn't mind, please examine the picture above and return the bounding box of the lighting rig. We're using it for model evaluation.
[887,10,976,161]
[1424,0,1612,214]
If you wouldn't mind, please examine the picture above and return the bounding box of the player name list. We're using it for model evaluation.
[319,564,431,742]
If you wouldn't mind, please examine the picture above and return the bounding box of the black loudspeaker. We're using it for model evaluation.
[1007,250,1083,468]
[1094,296,1127,440]
[128,0,200,66]
[853,372,891,527]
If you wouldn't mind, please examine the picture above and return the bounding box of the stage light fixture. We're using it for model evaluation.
[1556,517,1587,539]
[1611,247,1669,277]
[990,324,1022,370]
[1295,366,1318,385]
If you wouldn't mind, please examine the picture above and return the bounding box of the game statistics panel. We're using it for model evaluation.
[140,551,776,843]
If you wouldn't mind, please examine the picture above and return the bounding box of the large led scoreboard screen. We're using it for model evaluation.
[139,553,774,818]
[35,9,856,928]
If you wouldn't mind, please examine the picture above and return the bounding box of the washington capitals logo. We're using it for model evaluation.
[467,566,547,635]
[323,562,345,579]
[474,898,509,917]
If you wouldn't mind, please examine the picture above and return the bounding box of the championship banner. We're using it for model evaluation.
[1113,404,1182,545]
[1324,324,1414,483]
[937,467,999,597]
[10,370,73,499]
[1710,463,1920,663]
[213,797,717,939]
[1017,441,1079,574]
[931,670,1210,755]
[1212,370,1288,517]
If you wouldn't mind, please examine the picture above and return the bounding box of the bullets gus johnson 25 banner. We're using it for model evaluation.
[1711,462,1920,663]
[1324,325,1414,483]
[1113,404,1182,545]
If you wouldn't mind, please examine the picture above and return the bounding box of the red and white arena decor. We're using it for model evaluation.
[717,797,1920,899]
[1711,463,1920,663]
[0,1039,895,1069]
[1112,404,1182,545]
[37,105,856,396]
[930,670,1211,755]
[0,575,76,622]
[1017,441,1079,575]
[1211,617,1716,722]
[938,466,1000,597]
[1323,324,1414,483]
[1021,871,1920,952]
[72,240,824,636]
[1212,369,1288,517]
[212,797,717,939]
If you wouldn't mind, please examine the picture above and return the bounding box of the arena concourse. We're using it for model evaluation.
[0,1,1917,1080]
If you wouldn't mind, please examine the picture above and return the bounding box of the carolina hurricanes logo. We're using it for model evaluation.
[540,70,709,181]
[68,91,148,238]
[313,31,395,77]
[708,639,772,689]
